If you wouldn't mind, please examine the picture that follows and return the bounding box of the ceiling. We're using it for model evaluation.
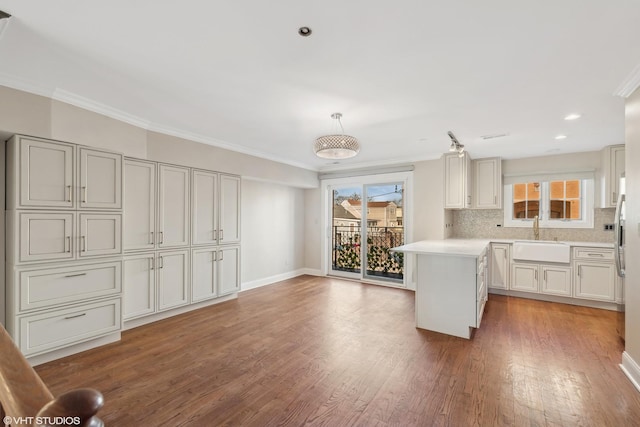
[0,1,639,172]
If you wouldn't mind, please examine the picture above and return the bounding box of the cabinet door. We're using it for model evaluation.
[79,148,123,209]
[192,170,218,246]
[605,145,625,207]
[157,250,189,311]
[123,254,156,320]
[19,137,75,208]
[574,262,615,301]
[474,157,501,209]
[78,214,122,257]
[489,243,509,289]
[511,263,539,292]
[541,265,571,296]
[124,159,156,251]
[219,174,241,244]
[191,247,218,302]
[443,152,470,209]
[19,212,74,262]
[218,246,240,296]
[158,164,190,248]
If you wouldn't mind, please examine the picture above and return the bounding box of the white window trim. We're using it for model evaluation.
[503,179,594,229]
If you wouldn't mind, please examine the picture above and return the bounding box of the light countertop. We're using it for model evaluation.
[392,239,490,257]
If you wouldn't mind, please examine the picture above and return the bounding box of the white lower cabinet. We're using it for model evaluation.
[574,261,616,301]
[489,243,510,290]
[157,250,190,311]
[192,247,218,302]
[511,262,571,296]
[17,298,121,356]
[123,253,156,320]
[219,246,240,296]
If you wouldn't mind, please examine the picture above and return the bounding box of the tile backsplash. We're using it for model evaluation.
[451,208,615,243]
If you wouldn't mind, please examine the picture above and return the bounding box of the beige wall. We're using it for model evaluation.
[624,87,640,369]
[304,188,322,271]
[146,131,318,188]
[0,86,52,139]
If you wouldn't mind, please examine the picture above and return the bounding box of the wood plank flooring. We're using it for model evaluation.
[35,276,640,426]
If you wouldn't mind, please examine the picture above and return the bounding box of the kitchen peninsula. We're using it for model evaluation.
[393,240,490,339]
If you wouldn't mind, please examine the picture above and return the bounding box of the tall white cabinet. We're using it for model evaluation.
[5,135,124,359]
[122,160,241,324]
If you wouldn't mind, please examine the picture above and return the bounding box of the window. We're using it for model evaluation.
[504,175,593,229]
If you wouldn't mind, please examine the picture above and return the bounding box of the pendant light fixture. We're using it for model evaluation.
[314,113,360,159]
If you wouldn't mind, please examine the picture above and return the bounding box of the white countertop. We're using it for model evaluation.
[393,238,613,257]
[392,239,490,257]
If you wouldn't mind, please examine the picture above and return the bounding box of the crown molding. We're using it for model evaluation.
[0,72,54,99]
[146,123,317,171]
[52,88,152,129]
[614,63,640,98]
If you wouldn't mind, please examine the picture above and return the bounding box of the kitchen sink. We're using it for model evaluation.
[512,240,571,263]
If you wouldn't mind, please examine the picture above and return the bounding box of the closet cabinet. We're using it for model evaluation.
[191,246,240,302]
[5,135,124,360]
[192,170,241,246]
[472,157,502,209]
[573,247,616,302]
[602,144,625,208]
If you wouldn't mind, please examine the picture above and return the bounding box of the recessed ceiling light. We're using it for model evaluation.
[555,134,567,140]
[564,113,581,121]
[298,27,312,37]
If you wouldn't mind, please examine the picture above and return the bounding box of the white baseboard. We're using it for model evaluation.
[621,351,640,392]
[123,294,238,330]
[241,268,320,292]
[27,332,121,367]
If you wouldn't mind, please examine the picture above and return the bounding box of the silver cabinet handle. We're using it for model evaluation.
[534,269,537,280]
[64,313,86,320]
[160,231,164,244]
[220,230,224,241]
[219,250,224,261]
[66,236,71,253]
[544,270,547,281]
[150,231,154,245]
[64,273,87,278]
[82,235,86,252]
[214,230,218,241]
[150,257,154,270]
[67,185,72,202]
[159,256,164,269]
[82,186,87,203]
[587,253,604,257]
[577,266,581,277]
[213,251,217,261]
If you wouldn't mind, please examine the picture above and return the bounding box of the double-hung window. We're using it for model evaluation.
[503,172,594,228]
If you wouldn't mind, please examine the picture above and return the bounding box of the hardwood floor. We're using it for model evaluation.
[35,276,640,426]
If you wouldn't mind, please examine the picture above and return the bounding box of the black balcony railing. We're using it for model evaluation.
[332,226,404,279]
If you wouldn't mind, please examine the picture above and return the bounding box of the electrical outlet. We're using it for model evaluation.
[604,224,614,231]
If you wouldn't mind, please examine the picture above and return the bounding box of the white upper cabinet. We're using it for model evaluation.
[443,152,471,209]
[219,174,241,244]
[602,144,625,208]
[79,148,122,210]
[9,135,75,209]
[158,164,190,248]
[17,212,75,263]
[123,159,157,251]
[78,213,122,258]
[473,157,502,209]
[192,170,218,246]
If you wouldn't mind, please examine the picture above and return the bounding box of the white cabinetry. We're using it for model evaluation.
[5,135,124,359]
[443,152,471,209]
[123,158,241,326]
[473,157,502,209]
[489,243,509,289]
[158,164,190,248]
[602,145,625,208]
[511,262,571,296]
[191,171,241,246]
[123,159,156,251]
[573,247,616,302]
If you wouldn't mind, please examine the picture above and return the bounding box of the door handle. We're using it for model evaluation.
[150,231,154,245]
[160,231,164,244]
[66,185,72,202]
[82,186,87,203]
[66,236,71,253]
[82,235,86,252]
[150,257,155,270]
[159,256,164,269]
[219,250,224,261]
[214,230,218,241]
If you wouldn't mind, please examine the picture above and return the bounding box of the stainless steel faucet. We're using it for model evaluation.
[533,215,540,240]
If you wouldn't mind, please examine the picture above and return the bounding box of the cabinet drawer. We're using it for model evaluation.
[18,298,121,356]
[573,247,614,261]
[18,261,122,312]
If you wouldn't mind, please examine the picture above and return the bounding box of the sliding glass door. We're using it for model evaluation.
[329,182,405,285]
